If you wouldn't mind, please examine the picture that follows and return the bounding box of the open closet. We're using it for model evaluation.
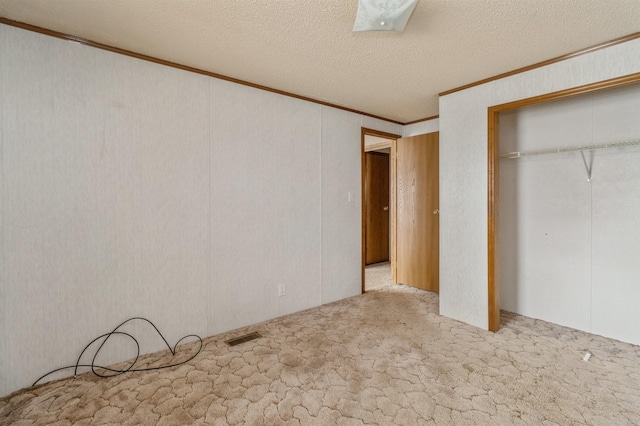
[498,82,640,345]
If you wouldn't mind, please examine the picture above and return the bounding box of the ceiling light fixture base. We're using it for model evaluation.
[353,0,419,32]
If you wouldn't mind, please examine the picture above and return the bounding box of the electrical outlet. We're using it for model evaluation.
[278,284,286,297]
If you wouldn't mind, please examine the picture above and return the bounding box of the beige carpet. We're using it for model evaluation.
[364,262,393,291]
[2,284,640,425]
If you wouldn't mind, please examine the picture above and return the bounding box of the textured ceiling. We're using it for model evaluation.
[0,0,639,123]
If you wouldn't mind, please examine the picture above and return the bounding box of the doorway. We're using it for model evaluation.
[361,129,441,294]
[364,151,391,291]
[362,128,400,293]
[364,151,390,265]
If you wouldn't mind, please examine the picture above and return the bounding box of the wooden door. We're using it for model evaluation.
[365,152,390,265]
[393,132,439,292]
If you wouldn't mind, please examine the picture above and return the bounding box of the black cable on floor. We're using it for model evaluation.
[32,317,203,387]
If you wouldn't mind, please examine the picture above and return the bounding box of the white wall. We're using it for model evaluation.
[499,84,640,344]
[0,24,398,396]
[439,37,640,330]
[403,118,439,137]
[322,108,364,304]
[208,81,323,334]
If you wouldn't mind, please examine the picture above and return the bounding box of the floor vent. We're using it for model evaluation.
[225,332,262,347]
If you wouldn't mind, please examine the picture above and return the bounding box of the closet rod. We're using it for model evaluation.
[500,138,640,159]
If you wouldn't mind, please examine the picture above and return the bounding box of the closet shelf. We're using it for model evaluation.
[500,138,640,159]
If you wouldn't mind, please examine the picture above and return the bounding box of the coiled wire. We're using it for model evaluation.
[32,317,203,387]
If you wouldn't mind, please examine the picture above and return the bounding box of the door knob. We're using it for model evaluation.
[433,209,439,215]
[383,206,389,211]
